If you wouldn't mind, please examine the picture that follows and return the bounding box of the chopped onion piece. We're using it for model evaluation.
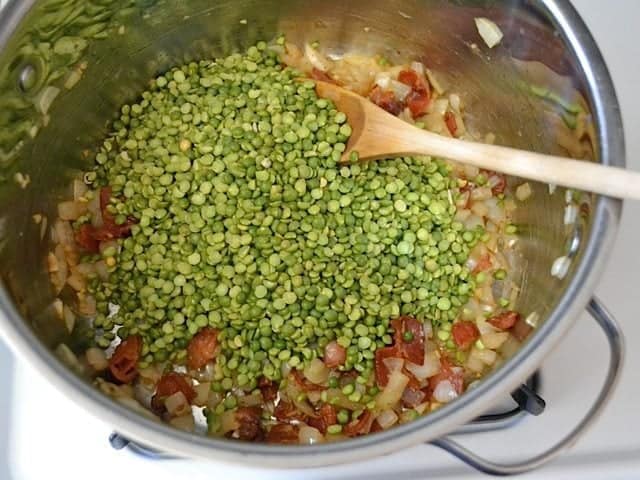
[515,182,532,201]
[304,43,331,72]
[376,370,410,410]
[170,414,195,432]
[388,79,412,100]
[433,380,459,403]
[376,410,399,430]
[410,61,425,76]
[165,391,191,417]
[221,410,240,433]
[475,17,504,48]
[304,358,329,385]
[35,86,61,115]
[299,426,324,445]
[382,357,404,373]
[405,351,440,380]
[481,331,509,349]
[86,347,108,371]
[193,382,211,406]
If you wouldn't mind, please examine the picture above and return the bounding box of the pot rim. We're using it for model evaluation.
[0,0,624,468]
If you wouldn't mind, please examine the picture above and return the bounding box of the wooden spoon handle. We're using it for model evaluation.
[399,125,639,200]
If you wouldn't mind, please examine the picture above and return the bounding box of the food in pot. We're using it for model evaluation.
[48,40,530,443]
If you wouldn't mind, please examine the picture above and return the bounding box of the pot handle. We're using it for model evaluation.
[431,297,624,476]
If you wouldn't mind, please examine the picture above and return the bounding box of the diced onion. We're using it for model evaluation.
[433,380,459,403]
[221,409,240,434]
[73,178,88,200]
[470,187,493,201]
[376,370,410,410]
[382,357,404,373]
[62,304,75,333]
[165,391,191,417]
[388,79,412,101]
[475,17,504,48]
[304,358,329,385]
[405,351,440,380]
[299,426,324,445]
[304,43,331,72]
[423,321,433,339]
[476,348,497,365]
[481,331,510,349]
[516,182,532,201]
[463,214,484,230]
[35,86,61,115]
[193,382,211,406]
[471,201,489,218]
[410,61,425,76]
[376,410,399,430]
[170,414,195,432]
[86,347,108,371]
[374,72,392,90]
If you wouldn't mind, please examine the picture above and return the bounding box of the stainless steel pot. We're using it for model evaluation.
[0,0,626,474]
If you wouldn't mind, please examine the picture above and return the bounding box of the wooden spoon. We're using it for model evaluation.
[314,80,640,200]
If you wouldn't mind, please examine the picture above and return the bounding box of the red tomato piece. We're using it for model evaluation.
[444,111,458,136]
[452,321,480,350]
[324,341,347,368]
[344,410,374,437]
[406,91,431,118]
[369,86,404,116]
[187,327,219,370]
[488,311,520,330]
[374,346,400,387]
[391,316,425,365]
[266,423,299,444]
[75,224,100,253]
[397,69,430,94]
[108,335,142,384]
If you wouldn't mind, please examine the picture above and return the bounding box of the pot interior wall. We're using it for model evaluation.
[0,0,592,392]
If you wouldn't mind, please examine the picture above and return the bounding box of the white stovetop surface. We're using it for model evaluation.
[2,1,640,479]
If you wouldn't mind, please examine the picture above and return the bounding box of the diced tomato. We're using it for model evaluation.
[488,311,520,330]
[75,224,100,253]
[452,321,480,350]
[266,423,299,444]
[95,186,136,241]
[397,69,430,95]
[100,186,112,212]
[391,316,425,365]
[324,341,346,368]
[344,410,374,437]
[398,69,431,118]
[187,327,219,370]
[258,376,278,403]
[108,335,142,384]
[151,371,196,412]
[473,253,492,273]
[406,91,431,118]
[374,346,400,387]
[235,406,264,441]
[307,403,337,434]
[291,369,326,392]
[426,357,464,400]
[444,111,458,136]
[370,420,383,433]
[369,86,404,116]
[310,68,338,84]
